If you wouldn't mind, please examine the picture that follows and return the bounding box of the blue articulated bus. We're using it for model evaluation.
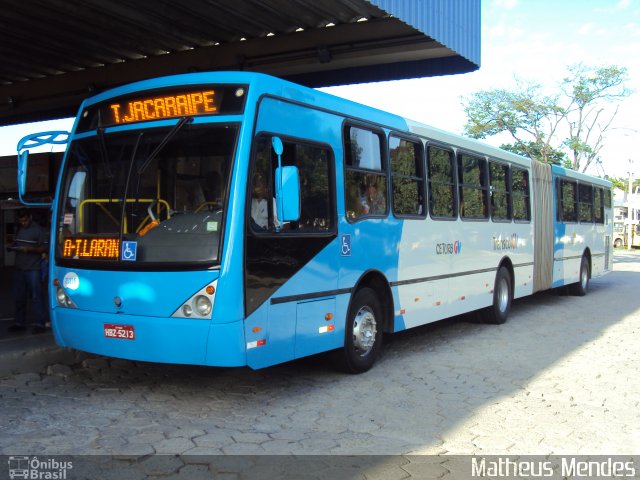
[17,72,613,373]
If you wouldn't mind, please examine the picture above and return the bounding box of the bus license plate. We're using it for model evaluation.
[104,324,135,340]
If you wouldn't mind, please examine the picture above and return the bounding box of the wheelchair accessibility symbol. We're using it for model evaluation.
[121,241,137,261]
[340,234,351,256]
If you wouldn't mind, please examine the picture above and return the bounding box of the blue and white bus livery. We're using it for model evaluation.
[17,72,613,373]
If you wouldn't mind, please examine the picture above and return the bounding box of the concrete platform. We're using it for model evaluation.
[0,267,81,376]
[0,321,81,376]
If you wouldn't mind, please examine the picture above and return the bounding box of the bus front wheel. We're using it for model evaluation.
[483,266,513,325]
[332,287,383,373]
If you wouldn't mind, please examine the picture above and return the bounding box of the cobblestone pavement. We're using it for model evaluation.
[1,251,639,478]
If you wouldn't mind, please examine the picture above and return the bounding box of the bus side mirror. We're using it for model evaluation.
[272,136,283,156]
[17,150,29,199]
[17,149,54,207]
[16,130,69,207]
[271,136,300,228]
[275,165,300,224]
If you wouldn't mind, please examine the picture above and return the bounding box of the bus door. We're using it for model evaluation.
[244,134,339,368]
[555,177,583,284]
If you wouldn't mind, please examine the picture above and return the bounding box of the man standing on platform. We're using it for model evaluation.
[8,209,48,334]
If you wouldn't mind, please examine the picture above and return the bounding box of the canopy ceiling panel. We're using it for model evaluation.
[0,0,480,125]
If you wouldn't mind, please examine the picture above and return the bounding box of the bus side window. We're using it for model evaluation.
[390,135,425,217]
[344,125,387,220]
[294,144,334,232]
[512,167,531,222]
[490,161,511,221]
[604,187,612,210]
[427,145,456,219]
[249,135,334,233]
[558,178,577,223]
[594,187,604,224]
[458,153,489,220]
[578,183,594,223]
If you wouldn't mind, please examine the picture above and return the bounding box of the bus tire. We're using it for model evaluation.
[332,287,383,373]
[614,238,623,248]
[569,256,589,296]
[483,266,512,325]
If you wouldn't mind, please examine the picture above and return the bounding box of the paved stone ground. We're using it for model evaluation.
[1,251,639,478]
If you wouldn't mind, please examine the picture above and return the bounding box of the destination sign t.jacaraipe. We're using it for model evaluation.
[77,85,247,132]
[109,90,219,125]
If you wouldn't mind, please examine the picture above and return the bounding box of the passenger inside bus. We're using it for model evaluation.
[250,174,281,230]
[346,183,366,219]
[250,175,269,229]
[364,176,385,214]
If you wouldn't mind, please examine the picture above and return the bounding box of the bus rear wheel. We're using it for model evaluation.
[483,266,512,325]
[569,256,589,296]
[332,287,383,373]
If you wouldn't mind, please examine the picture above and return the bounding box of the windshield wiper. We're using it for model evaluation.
[118,133,143,247]
[137,116,193,174]
[96,110,114,179]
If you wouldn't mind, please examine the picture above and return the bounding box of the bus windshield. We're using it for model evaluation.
[56,123,238,267]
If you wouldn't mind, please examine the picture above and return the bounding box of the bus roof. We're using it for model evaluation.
[77,71,610,187]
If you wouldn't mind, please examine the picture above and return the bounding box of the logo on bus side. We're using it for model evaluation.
[63,272,80,291]
[436,240,462,255]
[493,234,519,251]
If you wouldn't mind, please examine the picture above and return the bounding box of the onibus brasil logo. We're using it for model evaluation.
[8,456,72,480]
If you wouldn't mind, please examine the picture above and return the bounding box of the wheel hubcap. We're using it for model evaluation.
[352,306,377,356]
[581,265,588,289]
[497,278,509,313]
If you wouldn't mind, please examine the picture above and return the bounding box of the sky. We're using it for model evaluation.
[1,0,639,179]
[323,0,640,179]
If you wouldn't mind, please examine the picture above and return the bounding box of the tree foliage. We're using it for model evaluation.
[498,141,567,166]
[608,177,640,192]
[462,64,630,172]
[609,177,626,191]
[562,64,630,172]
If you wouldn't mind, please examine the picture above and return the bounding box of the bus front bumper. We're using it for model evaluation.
[52,308,247,367]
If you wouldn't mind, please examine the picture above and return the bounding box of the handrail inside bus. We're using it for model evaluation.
[78,198,171,234]
[194,201,222,213]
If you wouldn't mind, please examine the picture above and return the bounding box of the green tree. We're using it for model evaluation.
[463,82,566,165]
[462,64,630,172]
[561,64,630,172]
[498,141,567,166]
[609,177,640,192]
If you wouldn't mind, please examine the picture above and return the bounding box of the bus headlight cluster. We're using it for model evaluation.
[194,295,212,316]
[173,281,216,319]
[55,286,77,308]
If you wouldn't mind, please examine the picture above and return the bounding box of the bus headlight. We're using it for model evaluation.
[55,286,77,308]
[56,287,67,305]
[172,281,217,319]
[194,295,212,316]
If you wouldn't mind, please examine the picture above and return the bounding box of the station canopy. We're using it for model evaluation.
[0,0,480,126]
